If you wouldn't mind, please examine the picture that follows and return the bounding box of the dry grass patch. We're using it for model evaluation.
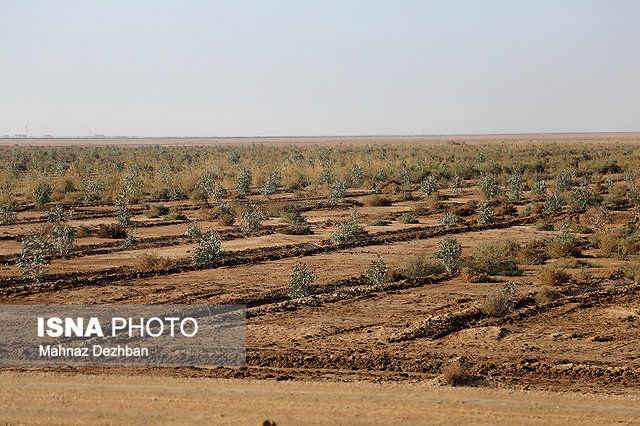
[537,266,571,286]
[132,252,175,273]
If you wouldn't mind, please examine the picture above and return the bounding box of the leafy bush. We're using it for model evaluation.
[398,212,418,224]
[364,256,388,285]
[437,236,462,272]
[261,172,281,197]
[569,184,591,211]
[451,174,463,196]
[329,219,367,244]
[115,193,132,227]
[33,182,52,207]
[439,212,462,229]
[479,174,500,201]
[419,175,439,197]
[544,191,564,213]
[47,205,72,224]
[0,203,17,224]
[17,232,53,280]
[507,169,523,202]
[476,202,493,226]
[81,179,105,203]
[49,223,76,257]
[122,228,138,248]
[348,164,364,187]
[289,262,316,299]
[531,179,547,199]
[241,207,264,234]
[236,169,252,195]
[327,180,346,204]
[191,231,222,264]
[144,204,170,218]
[185,222,203,239]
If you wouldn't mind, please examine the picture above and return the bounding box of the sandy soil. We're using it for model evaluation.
[1,371,639,424]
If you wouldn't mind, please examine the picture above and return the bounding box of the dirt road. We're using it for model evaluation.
[1,372,639,424]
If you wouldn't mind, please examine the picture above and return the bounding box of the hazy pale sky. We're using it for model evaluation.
[1,0,639,137]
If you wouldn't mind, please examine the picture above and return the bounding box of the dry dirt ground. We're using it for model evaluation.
[1,371,639,424]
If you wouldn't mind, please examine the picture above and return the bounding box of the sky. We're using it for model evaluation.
[1,0,639,137]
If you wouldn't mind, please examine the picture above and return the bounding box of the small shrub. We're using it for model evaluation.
[592,227,640,259]
[368,218,390,226]
[397,254,445,279]
[537,266,571,286]
[476,281,517,316]
[535,221,554,231]
[535,287,560,304]
[144,204,170,218]
[364,256,388,285]
[479,174,500,201]
[362,194,392,207]
[398,212,418,224]
[327,180,347,204]
[164,211,188,221]
[261,172,281,198]
[472,241,521,276]
[546,230,581,258]
[241,207,264,234]
[451,201,476,217]
[517,240,549,265]
[96,223,127,239]
[544,191,564,213]
[419,175,439,197]
[289,262,316,299]
[494,202,517,216]
[476,202,493,226]
[460,267,489,283]
[185,222,203,239]
[439,211,462,229]
[439,358,469,386]
[16,231,53,280]
[329,219,367,244]
[437,236,462,272]
[191,231,222,264]
[133,252,174,272]
[236,169,253,195]
[0,203,17,224]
